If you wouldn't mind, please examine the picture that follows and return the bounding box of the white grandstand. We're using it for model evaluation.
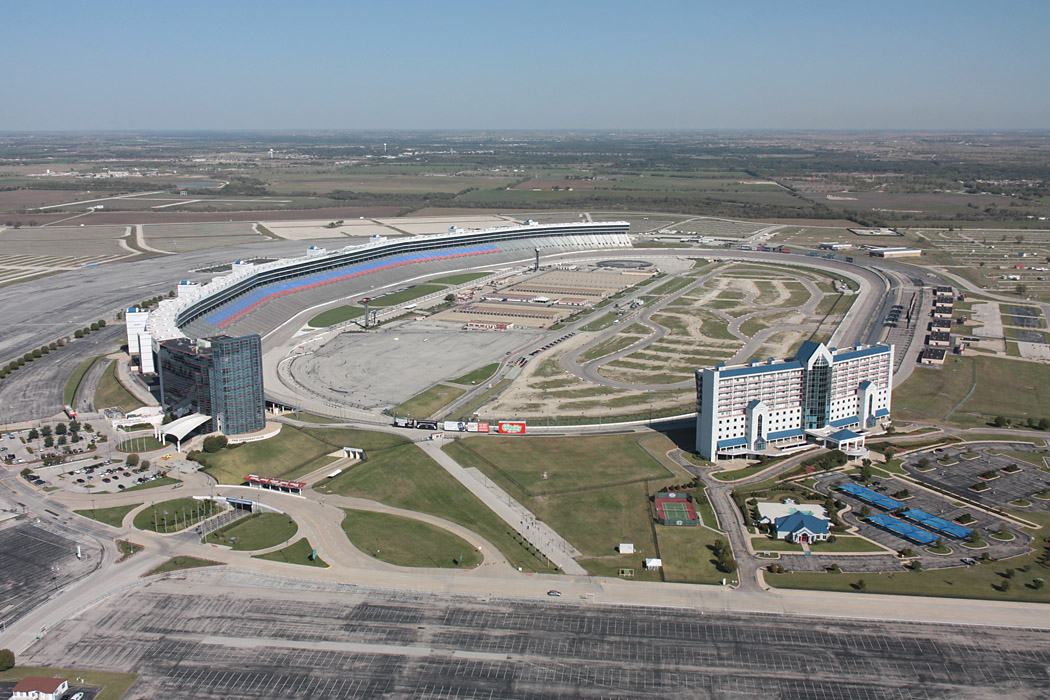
[129,220,631,372]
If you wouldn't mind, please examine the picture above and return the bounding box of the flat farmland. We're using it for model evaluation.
[39,205,404,226]
[265,172,518,195]
[0,188,99,210]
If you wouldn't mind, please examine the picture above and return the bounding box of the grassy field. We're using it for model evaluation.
[133,498,220,533]
[193,425,338,484]
[93,361,143,413]
[341,508,482,568]
[203,512,299,550]
[74,503,141,527]
[253,537,328,567]
[442,433,685,574]
[450,363,499,385]
[429,272,490,285]
[658,526,728,584]
[394,383,466,419]
[894,355,1050,424]
[308,304,364,327]
[0,667,138,700]
[317,443,557,573]
[145,556,224,576]
[63,355,100,405]
[443,434,673,496]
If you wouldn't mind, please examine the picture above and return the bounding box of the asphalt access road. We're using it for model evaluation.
[24,573,1050,700]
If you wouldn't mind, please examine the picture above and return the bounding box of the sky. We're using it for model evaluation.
[6,0,1050,131]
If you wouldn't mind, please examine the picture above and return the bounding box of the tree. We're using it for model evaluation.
[44,436,54,448]
[97,319,106,328]
[140,460,151,471]
[855,579,867,591]
[74,329,84,339]
[69,419,80,433]
[126,453,140,467]
[27,428,38,440]
[1039,418,1050,431]
[1033,578,1045,590]
[90,322,99,332]
[57,435,66,446]
[860,505,871,518]
[40,425,52,438]
[858,462,873,483]
[917,457,931,469]
[910,560,923,571]
[1015,283,1028,296]
[993,415,1008,427]
[444,293,456,303]
[55,422,67,436]
[0,648,14,672]
[203,435,229,453]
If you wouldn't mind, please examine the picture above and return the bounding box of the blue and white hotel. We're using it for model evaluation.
[694,341,893,460]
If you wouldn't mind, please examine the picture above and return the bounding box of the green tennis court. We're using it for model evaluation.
[661,502,692,520]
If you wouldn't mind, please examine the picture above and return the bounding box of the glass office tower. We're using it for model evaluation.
[158,334,265,435]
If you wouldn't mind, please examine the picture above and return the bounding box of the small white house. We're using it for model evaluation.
[644,558,662,570]
[12,677,69,700]
[618,543,634,554]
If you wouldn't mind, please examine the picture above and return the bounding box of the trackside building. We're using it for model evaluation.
[694,341,893,460]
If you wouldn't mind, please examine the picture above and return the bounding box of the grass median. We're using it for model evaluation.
[341,508,482,568]
[74,503,141,528]
[204,512,299,551]
[252,537,327,567]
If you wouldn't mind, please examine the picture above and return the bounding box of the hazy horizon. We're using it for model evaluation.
[8,1,1050,131]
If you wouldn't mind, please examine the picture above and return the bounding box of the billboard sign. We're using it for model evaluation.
[497,421,527,435]
[443,421,467,432]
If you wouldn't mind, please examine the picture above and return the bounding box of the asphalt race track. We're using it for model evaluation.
[26,572,1050,699]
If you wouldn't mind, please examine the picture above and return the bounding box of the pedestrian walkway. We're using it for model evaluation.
[417,439,587,575]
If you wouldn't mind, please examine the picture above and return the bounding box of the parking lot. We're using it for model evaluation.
[18,456,170,494]
[903,442,1050,511]
[22,572,1050,699]
[813,473,1030,569]
[0,521,99,628]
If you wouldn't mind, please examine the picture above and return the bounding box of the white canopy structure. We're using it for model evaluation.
[156,413,211,451]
